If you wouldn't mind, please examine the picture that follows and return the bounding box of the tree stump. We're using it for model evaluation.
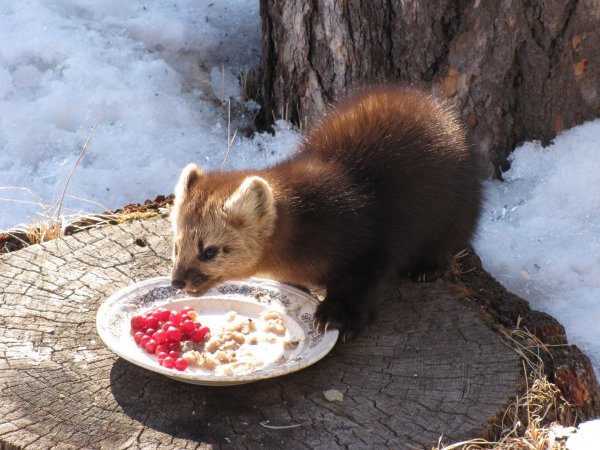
[0,217,598,449]
[259,0,600,176]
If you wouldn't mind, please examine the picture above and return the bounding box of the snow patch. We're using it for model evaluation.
[475,120,600,376]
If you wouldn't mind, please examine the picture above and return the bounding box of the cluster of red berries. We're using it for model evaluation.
[130,306,210,371]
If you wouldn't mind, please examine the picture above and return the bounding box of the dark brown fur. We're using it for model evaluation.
[171,85,483,340]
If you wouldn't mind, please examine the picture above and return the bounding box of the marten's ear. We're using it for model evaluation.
[224,176,275,229]
[175,163,204,200]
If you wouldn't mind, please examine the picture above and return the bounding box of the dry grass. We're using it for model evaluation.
[0,120,169,251]
[434,374,573,450]
[434,324,576,450]
[220,98,238,171]
[1,122,99,246]
[108,209,164,224]
[55,121,99,230]
[1,206,169,253]
[449,248,476,277]
[26,221,62,244]
[240,66,262,103]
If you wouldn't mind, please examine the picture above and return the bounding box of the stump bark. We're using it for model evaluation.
[0,217,598,449]
[259,0,600,176]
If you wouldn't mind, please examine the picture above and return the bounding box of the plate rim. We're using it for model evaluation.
[96,276,338,385]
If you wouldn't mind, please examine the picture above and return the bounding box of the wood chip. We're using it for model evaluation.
[323,389,344,402]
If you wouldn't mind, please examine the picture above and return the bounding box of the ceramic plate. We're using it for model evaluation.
[96,276,338,385]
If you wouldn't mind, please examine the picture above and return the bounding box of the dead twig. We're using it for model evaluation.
[259,420,305,430]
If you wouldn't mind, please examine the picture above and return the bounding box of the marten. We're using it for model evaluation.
[170,85,483,340]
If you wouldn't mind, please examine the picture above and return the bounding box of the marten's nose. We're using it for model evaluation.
[171,278,186,289]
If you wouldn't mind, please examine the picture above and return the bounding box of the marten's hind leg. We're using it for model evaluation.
[314,270,379,342]
[405,260,449,282]
[404,244,455,282]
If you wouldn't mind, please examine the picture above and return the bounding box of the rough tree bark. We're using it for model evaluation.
[259,0,600,176]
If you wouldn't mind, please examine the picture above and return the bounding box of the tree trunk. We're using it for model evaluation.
[259,0,600,177]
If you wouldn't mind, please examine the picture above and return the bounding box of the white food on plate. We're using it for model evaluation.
[182,308,299,376]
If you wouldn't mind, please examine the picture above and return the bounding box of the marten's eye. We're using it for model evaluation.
[199,246,219,261]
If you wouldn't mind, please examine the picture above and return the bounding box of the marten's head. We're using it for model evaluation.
[170,164,276,295]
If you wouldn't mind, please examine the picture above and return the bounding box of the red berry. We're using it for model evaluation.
[167,327,182,342]
[191,327,210,343]
[155,344,169,355]
[156,351,169,364]
[169,312,183,326]
[153,330,168,344]
[162,356,175,369]
[162,321,176,331]
[130,315,146,330]
[145,315,159,330]
[144,339,158,353]
[169,350,180,359]
[175,358,188,371]
[145,328,156,336]
[181,320,195,335]
[157,308,171,322]
[139,335,151,347]
[190,330,201,343]
[133,331,145,344]
[168,342,179,352]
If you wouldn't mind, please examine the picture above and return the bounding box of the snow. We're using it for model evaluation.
[567,419,600,450]
[474,120,600,378]
[0,0,298,230]
[0,0,599,444]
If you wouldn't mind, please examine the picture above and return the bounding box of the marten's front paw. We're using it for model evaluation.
[313,300,366,342]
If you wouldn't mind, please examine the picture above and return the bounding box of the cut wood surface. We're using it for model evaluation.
[0,217,596,449]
